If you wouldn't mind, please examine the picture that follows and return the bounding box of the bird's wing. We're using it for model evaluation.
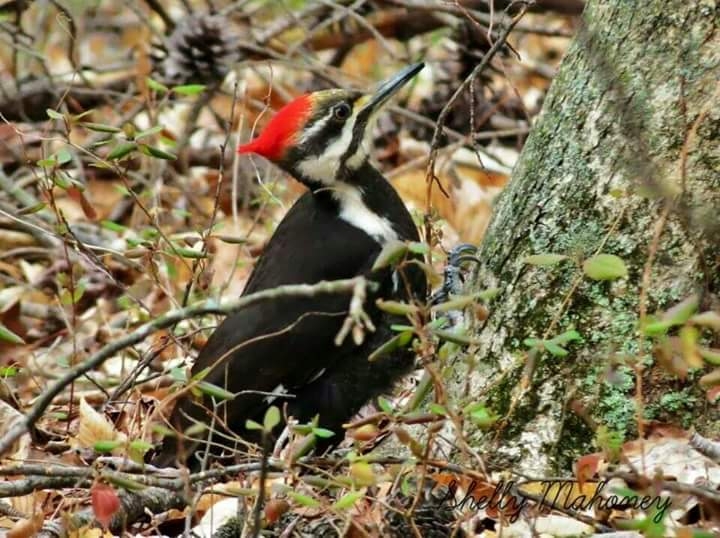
[162,192,385,457]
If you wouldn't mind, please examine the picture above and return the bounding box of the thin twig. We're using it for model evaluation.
[0,277,372,457]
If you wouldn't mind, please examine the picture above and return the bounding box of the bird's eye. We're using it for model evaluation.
[333,103,352,120]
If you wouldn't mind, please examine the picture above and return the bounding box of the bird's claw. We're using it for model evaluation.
[431,243,481,306]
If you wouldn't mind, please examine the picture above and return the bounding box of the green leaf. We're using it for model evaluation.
[100,220,128,233]
[523,254,569,267]
[165,259,178,280]
[166,246,207,259]
[0,365,19,377]
[52,172,72,189]
[172,208,193,219]
[662,294,699,327]
[292,424,313,435]
[377,396,394,415]
[431,294,477,313]
[130,440,154,452]
[582,254,628,281]
[56,148,72,165]
[140,144,176,160]
[129,440,153,456]
[169,367,187,384]
[372,240,408,270]
[135,125,164,140]
[400,475,413,497]
[72,110,94,121]
[245,419,263,431]
[699,347,720,365]
[37,157,57,168]
[81,122,122,133]
[543,341,568,357]
[427,317,449,330]
[288,491,320,508]
[428,403,447,416]
[368,331,413,362]
[173,84,206,96]
[464,403,498,429]
[152,424,176,437]
[0,323,25,345]
[120,124,135,141]
[642,318,673,336]
[90,137,114,149]
[146,77,169,93]
[312,427,335,439]
[550,330,582,345]
[185,423,207,437]
[432,328,478,346]
[263,405,281,431]
[46,108,64,120]
[17,202,47,215]
[376,299,419,316]
[59,282,85,306]
[113,184,131,196]
[407,241,430,255]
[213,234,248,245]
[195,381,235,400]
[332,491,364,510]
[94,440,122,453]
[107,142,138,160]
[106,474,146,492]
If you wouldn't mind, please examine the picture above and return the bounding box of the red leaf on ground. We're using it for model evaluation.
[91,482,120,528]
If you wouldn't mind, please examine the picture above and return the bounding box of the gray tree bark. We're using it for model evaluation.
[450,0,720,475]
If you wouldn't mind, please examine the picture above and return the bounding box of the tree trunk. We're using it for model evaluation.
[453,0,720,475]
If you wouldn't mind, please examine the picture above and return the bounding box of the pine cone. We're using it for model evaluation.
[162,14,241,86]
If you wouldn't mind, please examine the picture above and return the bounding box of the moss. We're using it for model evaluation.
[595,366,638,435]
[457,0,720,477]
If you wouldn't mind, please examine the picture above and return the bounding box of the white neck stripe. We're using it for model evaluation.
[330,183,397,244]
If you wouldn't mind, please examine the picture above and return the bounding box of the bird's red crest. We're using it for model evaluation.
[237,94,313,161]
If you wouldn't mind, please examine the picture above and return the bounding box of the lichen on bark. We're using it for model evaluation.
[450,0,720,476]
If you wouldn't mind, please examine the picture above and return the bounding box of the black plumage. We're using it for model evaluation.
[153,65,427,468]
[155,167,424,467]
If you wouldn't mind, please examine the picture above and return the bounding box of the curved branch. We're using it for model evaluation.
[0,277,370,457]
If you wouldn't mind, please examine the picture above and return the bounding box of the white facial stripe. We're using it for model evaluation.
[298,109,333,146]
[296,116,356,184]
[332,183,397,244]
[346,130,370,171]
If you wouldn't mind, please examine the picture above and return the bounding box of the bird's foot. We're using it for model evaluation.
[431,243,480,306]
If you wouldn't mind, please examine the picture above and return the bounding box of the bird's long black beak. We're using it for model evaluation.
[361,62,424,114]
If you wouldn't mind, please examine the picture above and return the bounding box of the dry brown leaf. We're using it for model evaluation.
[6,513,44,538]
[73,397,126,454]
[85,179,126,221]
[0,399,29,463]
[391,169,454,222]
[341,40,383,79]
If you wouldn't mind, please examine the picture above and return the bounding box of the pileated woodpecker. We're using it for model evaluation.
[154,63,427,467]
